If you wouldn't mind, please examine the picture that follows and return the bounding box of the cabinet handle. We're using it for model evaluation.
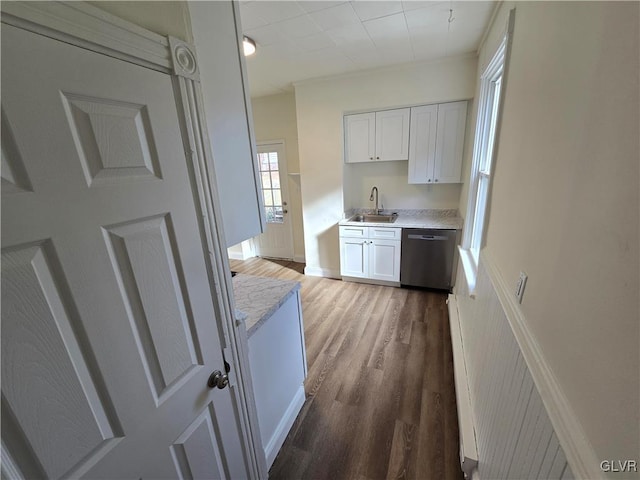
[428,179,431,182]
[435,179,438,182]
[369,157,373,160]
[376,156,380,160]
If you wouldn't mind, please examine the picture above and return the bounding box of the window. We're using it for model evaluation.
[465,37,507,265]
[257,151,284,223]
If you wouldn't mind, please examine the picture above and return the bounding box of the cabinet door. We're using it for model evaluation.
[408,105,438,183]
[375,108,410,161]
[340,237,369,278]
[344,112,375,163]
[191,1,265,246]
[369,240,401,282]
[434,101,467,183]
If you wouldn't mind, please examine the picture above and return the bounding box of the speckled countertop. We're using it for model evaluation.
[232,273,301,337]
[339,209,463,230]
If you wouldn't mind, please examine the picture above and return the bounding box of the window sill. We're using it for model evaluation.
[458,246,477,298]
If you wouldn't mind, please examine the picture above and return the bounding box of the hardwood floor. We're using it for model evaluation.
[229,257,464,480]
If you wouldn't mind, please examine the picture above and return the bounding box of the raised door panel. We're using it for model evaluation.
[434,101,467,183]
[344,113,375,163]
[375,108,410,161]
[1,108,32,194]
[340,237,368,278]
[1,242,123,479]
[369,240,401,282]
[171,404,226,480]
[408,105,438,184]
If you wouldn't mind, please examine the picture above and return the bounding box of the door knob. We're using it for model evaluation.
[207,370,229,389]
[283,209,288,214]
[283,201,288,206]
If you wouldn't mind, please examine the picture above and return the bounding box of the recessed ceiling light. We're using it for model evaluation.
[243,36,256,56]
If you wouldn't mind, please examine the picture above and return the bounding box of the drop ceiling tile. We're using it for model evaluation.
[310,3,361,30]
[363,12,410,43]
[326,23,372,47]
[272,14,323,39]
[293,32,337,51]
[401,1,446,12]
[299,1,347,13]
[245,23,289,46]
[404,3,451,32]
[245,1,306,25]
[239,3,269,31]
[350,1,404,21]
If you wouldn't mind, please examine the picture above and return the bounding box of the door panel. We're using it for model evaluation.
[408,104,438,183]
[1,24,246,479]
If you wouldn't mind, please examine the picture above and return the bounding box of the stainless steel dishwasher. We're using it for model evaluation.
[401,228,458,290]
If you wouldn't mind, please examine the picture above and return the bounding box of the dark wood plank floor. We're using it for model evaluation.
[229,257,463,480]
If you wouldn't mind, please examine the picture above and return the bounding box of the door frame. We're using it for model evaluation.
[255,140,295,260]
[0,3,266,478]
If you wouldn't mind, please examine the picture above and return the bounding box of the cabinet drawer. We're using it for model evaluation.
[369,227,401,240]
[339,225,368,238]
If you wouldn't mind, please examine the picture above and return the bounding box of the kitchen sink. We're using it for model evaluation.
[348,213,398,223]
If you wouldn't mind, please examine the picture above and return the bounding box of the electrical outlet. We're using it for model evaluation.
[515,271,528,304]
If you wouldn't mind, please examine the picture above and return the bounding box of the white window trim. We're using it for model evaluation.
[460,11,515,293]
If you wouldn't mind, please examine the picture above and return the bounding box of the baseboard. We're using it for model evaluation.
[228,251,253,261]
[303,266,341,279]
[480,250,601,480]
[342,276,400,287]
[293,254,306,263]
[264,385,306,469]
[447,294,478,479]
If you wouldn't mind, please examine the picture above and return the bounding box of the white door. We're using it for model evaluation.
[1,24,249,479]
[344,112,375,163]
[254,142,294,259]
[375,108,410,161]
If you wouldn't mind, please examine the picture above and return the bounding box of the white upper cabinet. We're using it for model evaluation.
[375,108,410,161]
[344,108,410,163]
[408,101,468,184]
[344,112,375,163]
[190,2,265,247]
[408,104,438,183]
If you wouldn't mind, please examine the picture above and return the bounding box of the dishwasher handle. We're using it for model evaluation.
[407,234,448,241]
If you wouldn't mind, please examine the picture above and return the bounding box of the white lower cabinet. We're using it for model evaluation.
[339,226,401,284]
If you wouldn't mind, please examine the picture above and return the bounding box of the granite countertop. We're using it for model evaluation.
[338,209,463,230]
[232,273,301,337]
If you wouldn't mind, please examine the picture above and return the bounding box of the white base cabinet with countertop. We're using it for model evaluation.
[232,274,307,469]
[339,225,401,286]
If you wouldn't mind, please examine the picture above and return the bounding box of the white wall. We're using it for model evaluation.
[295,56,477,275]
[251,92,305,261]
[458,0,639,473]
[343,160,464,211]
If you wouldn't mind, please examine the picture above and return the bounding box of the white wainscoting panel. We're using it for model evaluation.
[453,257,574,480]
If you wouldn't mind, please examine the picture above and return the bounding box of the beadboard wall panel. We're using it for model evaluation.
[454,258,574,480]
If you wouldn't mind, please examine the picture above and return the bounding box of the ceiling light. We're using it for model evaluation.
[243,36,256,56]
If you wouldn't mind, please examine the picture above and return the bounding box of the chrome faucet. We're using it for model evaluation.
[369,186,379,215]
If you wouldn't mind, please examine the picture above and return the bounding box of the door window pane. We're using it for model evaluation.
[257,149,284,224]
[260,172,271,189]
[270,171,281,188]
